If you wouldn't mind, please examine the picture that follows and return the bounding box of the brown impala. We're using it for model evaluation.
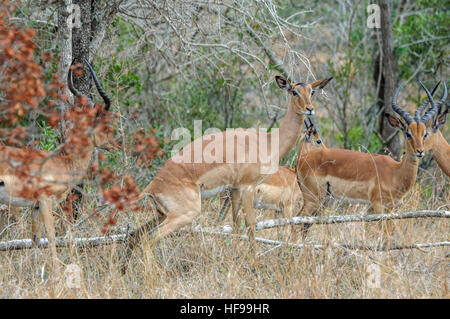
[0,59,116,274]
[218,118,325,222]
[121,75,333,272]
[295,81,446,241]
[423,82,449,176]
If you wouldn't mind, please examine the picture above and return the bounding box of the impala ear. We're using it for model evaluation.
[433,110,448,130]
[385,113,407,131]
[275,75,292,91]
[311,77,333,89]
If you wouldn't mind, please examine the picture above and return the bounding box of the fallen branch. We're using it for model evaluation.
[1,229,448,253]
[0,210,448,251]
[336,241,450,251]
[193,227,450,252]
[0,234,126,251]
[193,226,324,249]
[254,210,450,231]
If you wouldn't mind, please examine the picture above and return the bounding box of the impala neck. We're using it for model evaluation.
[276,100,304,160]
[396,147,419,193]
[66,137,95,174]
[432,131,450,176]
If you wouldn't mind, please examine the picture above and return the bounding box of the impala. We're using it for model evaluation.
[423,84,449,177]
[217,118,325,223]
[295,81,446,241]
[0,59,115,272]
[121,75,333,272]
[398,81,449,177]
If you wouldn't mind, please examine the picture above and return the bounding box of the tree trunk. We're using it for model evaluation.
[70,0,93,219]
[72,0,92,95]
[68,1,121,219]
[377,0,401,158]
[57,0,73,102]
[57,0,73,143]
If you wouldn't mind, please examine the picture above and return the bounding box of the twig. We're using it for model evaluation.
[71,204,109,229]
[193,227,449,252]
[253,210,449,231]
[0,234,126,251]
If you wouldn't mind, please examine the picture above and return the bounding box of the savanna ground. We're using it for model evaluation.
[0,168,448,298]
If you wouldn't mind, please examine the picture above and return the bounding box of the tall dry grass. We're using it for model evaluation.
[0,166,448,298]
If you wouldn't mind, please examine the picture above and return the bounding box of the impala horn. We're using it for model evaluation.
[422,82,447,124]
[414,81,440,121]
[419,81,447,124]
[392,83,414,125]
[83,58,111,111]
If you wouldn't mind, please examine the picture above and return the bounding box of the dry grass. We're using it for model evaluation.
[0,169,448,299]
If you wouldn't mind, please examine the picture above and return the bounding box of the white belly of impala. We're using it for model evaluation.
[325,179,372,205]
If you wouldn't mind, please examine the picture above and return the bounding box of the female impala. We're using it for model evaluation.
[218,118,325,222]
[121,75,333,272]
[295,81,446,241]
[256,118,326,218]
[0,59,115,271]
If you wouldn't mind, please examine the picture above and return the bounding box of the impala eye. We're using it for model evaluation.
[423,132,428,139]
[311,89,316,96]
[292,89,300,97]
[406,132,412,139]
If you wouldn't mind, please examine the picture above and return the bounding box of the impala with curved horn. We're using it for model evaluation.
[121,75,333,272]
[0,59,116,273]
[295,80,443,241]
[420,82,449,176]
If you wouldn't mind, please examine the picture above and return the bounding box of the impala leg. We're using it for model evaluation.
[371,197,392,247]
[38,197,60,275]
[382,210,394,246]
[71,184,84,222]
[0,207,6,239]
[275,201,286,240]
[153,209,200,241]
[121,211,164,274]
[218,190,231,223]
[296,182,321,241]
[31,205,41,246]
[54,203,68,237]
[283,199,298,241]
[241,187,256,241]
[299,201,319,240]
[230,188,242,233]
[276,201,285,219]
[121,190,201,274]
